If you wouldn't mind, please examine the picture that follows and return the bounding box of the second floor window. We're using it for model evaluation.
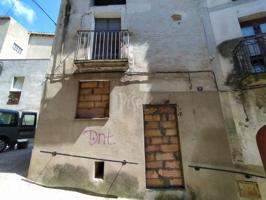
[240,18,266,73]
[12,43,23,54]
[241,18,266,37]
[94,0,126,6]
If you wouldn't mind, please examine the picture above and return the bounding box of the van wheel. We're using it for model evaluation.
[17,141,29,149]
[0,138,7,152]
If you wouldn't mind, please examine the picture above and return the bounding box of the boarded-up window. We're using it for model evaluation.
[143,105,183,188]
[76,81,110,119]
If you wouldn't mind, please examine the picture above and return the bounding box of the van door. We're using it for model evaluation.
[0,110,19,144]
[17,112,37,139]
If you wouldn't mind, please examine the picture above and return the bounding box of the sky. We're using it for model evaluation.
[0,0,61,33]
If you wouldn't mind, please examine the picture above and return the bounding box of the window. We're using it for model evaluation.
[12,43,23,54]
[94,162,104,179]
[21,113,36,127]
[240,17,266,36]
[0,111,18,127]
[94,0,126,6]
[76,81,110,119]
[7,77,24,105]
[11,77,24,91]
[240,17,266,73]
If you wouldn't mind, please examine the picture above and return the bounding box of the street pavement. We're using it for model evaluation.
[0,173,134,200]
[0,147,133,200]
[0,147,32,176]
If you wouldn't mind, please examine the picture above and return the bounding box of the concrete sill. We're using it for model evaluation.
[74,59,128,73]
[74,117,109,121]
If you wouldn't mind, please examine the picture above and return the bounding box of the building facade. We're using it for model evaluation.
[28,0,266,199]
[205,0,266,199]
[0,16,54,112]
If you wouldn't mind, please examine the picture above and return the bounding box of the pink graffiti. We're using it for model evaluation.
[82,128,116,146]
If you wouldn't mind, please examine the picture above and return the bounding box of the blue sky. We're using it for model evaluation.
[0,0,61,33]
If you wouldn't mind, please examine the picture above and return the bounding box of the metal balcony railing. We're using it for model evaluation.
[233,34,266,78]
[75,30,129,61]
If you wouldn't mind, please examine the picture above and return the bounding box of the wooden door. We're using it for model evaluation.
[257,126,266,172]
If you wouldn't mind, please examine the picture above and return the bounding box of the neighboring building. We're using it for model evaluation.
[0,16,54,112]
[205,0,266,199]
[28,1,266,200]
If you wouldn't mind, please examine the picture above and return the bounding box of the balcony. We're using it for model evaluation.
[74,30,129,72]
[233,34,266,86]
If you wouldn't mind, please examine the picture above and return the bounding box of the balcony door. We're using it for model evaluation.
[93,18,121,60]
[240,18,266,73]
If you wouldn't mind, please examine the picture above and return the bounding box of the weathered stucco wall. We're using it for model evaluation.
[205,0,266,198]
[29,73,238,200]
[0,59,49,112]
[28,0,266,199]
[49,0,210,75]
[208,0,266,85]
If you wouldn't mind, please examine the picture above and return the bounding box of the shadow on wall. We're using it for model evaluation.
[40,163,141,198]
[216,37,244,88]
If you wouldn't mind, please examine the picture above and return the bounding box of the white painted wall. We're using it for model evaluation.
[0,17,54,59]
[0,59,49,112]
[0,18,10,55]
[0,17,54,113]
[0,18,29,59]
[26,34,53,59]
[209,0,266,45]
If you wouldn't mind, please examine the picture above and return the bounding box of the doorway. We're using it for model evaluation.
[143,105,183,188]
[93,18,121,60]
[256,125,266,172]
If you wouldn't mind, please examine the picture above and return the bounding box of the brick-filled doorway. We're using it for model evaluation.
[143,105,184,188]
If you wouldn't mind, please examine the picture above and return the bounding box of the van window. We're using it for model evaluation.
[21,113,36,127]
[0,112,18,127]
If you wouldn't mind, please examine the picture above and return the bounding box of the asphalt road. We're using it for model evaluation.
[0,147,32,176]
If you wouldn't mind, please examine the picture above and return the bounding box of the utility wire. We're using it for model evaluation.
[31,0,57,26]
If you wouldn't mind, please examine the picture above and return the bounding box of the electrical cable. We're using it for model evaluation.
[31,0,57,26]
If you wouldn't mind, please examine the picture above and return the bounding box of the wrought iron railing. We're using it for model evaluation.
[189,165,266,179]
[233,34,266,78]
[75,30,129,61]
